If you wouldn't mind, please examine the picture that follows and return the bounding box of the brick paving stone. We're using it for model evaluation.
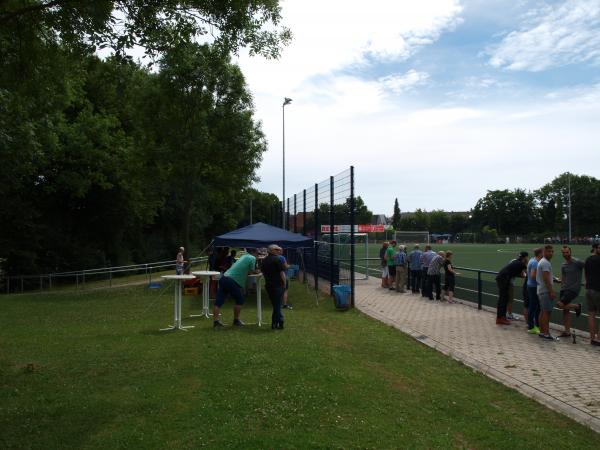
[354,277,600,433]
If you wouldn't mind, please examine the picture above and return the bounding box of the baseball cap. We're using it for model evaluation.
[592,243,599,253]
[518,251,529,259]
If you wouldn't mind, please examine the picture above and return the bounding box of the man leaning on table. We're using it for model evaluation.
[213,248,259,328]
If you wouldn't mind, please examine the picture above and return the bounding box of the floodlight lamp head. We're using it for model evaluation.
[283,97,292,106]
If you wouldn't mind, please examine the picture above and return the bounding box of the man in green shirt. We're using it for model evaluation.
[385,240,397,290]
[213,248,259,328]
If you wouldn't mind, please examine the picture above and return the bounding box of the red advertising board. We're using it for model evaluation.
[321,224,385,233]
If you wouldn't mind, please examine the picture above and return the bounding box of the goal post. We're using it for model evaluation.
[393,231,430,245]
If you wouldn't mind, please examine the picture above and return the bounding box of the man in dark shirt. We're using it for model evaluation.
[261,244,287,330]
[585,243,600,345]
[495,252,528,325]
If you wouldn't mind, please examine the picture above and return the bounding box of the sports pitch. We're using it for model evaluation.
[353,242,592,277]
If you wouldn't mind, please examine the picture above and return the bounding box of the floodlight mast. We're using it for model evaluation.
[282,97,292,228]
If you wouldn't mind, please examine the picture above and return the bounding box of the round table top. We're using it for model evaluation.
[161,275,196,280]
[191,271,221,277]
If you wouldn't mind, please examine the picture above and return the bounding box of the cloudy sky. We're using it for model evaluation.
[236,0,600,215]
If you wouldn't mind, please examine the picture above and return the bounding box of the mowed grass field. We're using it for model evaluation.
[1,281,600,449]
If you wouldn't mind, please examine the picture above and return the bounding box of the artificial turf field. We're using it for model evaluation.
[351,242,592,278]
[1,281,599,449]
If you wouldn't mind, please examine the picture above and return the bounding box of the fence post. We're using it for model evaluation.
[286,198,290,231]
[40,276,43,291]
[350,166,355,307]
[314,183,319,293]
[293,193,297,233]
[82,271,86,289]
[330,175,334,296]
[109,269,112,288]
[49,275,52,290]
[76,274,79,290]
[303,189,307,235]
[477,270,483,310]
[7,277,10,294]
[21,276,24,293]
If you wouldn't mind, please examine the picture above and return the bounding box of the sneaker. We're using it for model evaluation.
[496,317,511,325]
[539,333,559,341]
[527,327,538,334]
[282,304,293,310]
[576,303,582,318]
[213,320,225,328]
[507,313,518,321]
[591,340,600,346]
[233,319,245,327]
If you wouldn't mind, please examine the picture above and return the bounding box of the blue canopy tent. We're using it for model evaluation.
[213,222,313,249]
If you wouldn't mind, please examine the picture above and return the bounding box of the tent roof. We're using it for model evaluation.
[213,222,313,249]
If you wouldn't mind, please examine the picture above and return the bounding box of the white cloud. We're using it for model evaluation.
[489,0,600,71]
[379,70,430,93]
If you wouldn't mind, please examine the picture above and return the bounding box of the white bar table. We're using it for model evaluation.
[160,275,196,331]
[191,271,221,318]
[247,273,264,326]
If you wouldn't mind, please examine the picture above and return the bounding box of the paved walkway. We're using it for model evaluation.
[354,277,600,433]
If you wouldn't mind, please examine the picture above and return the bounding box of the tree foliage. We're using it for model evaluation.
[0,2,285,274]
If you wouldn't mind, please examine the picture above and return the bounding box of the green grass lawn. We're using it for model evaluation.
[1,281,598,449]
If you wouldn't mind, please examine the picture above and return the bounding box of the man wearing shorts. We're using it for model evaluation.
[536,245,557,340]
[556,246,583,336]
[585,243,600,345]
[385,240,397,290]
[213,248,259,328]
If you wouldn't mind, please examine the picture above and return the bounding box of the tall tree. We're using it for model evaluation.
[392,198,401,229]
[471,189,537,236]
[149,42,267,252]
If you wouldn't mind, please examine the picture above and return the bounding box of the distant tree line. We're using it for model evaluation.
[0,1,289,275]
[394,173,600,239]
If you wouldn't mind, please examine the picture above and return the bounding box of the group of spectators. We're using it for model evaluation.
[379,241,458,303]
[496,243,600,344]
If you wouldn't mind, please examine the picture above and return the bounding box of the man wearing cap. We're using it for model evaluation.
[495,252,528,325]
[420,245,435,297]
[175,247,186,275]
[585,243,600,345]
[213,248,259,328]
[261,245,287,329]
[556,246,584,337]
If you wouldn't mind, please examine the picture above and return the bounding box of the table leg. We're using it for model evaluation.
[257,278,262,327]
[177,281,194,330]
[190,276,206,319]
[160,281,179,331]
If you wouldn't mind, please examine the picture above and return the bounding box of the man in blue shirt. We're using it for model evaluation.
[526,248,542,334]
[409,244,423,294]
